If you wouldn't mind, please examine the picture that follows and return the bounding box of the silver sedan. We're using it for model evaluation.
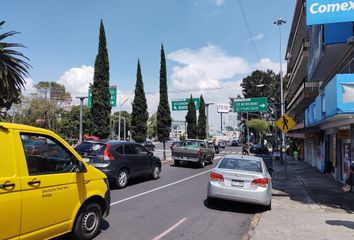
[207,155,272,210]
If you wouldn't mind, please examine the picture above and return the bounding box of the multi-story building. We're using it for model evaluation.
[286,0,354,183]
[285,0,317,161]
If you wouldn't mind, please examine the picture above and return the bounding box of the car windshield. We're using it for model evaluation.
[219,158,263,173]
[183,140,204,148]
[75,142,106,155]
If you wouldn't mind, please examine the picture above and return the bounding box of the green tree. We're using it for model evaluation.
[131,60,148,143]
[246,119,270,144]
[90,20,111,139]
[197,95,206,139]
[58,105,91,141]
[15,96,61,130]
[240,70,280,142]
[35,81,71,104]
[157,44,172,153]
[147,112,157,140]
[0,21,30,118]
[186,95,197,139]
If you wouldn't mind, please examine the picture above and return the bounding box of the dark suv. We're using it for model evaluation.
[75,140,162,189]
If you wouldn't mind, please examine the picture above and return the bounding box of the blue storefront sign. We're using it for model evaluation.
[307,0,354,25]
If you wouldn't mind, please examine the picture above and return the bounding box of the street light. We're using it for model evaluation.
[205,103,214,139]
[76,96,88,143]
[274,18,286,172]
[118,98,129,140]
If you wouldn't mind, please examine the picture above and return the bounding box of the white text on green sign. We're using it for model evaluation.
[172,98,200,111]
[233,97,268,112]
[88,87,117,107]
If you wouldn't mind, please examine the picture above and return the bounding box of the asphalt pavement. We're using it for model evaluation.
[57,146,261,240]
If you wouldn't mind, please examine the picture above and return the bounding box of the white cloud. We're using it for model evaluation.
[168,44,250,91]
[247,33,264,42]
[22,77,37,95]
[57,65,94,101]
[111,91,160,116]
[253,58,287,74]
[214,0,224,6]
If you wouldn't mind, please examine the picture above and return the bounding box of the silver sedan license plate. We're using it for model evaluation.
[232,180,244,187]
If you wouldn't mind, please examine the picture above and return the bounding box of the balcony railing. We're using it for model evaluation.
[287,81,318,114]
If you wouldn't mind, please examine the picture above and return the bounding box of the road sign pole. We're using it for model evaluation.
[247,112,250,143]
[220,112,223,131]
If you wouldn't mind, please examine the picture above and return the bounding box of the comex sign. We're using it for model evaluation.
[307,0,354,25]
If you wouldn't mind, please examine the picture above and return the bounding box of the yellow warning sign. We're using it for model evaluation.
[276,114,296,133]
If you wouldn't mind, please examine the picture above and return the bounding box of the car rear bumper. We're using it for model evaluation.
[93,166,116,180]
[207,181,271,206]
[173,156,200,162]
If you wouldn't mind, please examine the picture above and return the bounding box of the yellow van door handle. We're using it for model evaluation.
[0,182,15,189]
[28,179,41,186]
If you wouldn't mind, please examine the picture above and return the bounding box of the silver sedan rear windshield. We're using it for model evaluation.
[219,158,262,173]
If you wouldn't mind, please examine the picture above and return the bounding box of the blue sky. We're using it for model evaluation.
[3,0,295,130]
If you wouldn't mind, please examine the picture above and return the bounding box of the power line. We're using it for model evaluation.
[236,0,260,62]
[23,84,242,96]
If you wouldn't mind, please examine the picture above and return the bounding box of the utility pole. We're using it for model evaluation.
[76,97,88,143]
[206,103,214,139]
[247,112,250,143]
[220,112,223,131]
[118,98,129,140]
[274,18,287,175]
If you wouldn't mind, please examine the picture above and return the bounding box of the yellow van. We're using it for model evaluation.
[0,123,110,240]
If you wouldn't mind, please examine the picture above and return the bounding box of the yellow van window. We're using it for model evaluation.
[0,130,15,177]
[20,133,77,175]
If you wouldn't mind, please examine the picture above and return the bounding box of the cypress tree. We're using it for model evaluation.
[157,44,172,153]
[90,20,111,139]
[131,60,148,143]
[186,95,197,139]
[197,95,206,139]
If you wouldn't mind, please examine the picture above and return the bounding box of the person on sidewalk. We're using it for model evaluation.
[342,162,354,192]
[242,144,250,155]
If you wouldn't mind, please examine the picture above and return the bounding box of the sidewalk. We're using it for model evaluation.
[250,156,354,240]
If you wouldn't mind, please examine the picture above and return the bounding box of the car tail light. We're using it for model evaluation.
[251,178,268,187]
[210,172,224,182]
[103,144,114,161]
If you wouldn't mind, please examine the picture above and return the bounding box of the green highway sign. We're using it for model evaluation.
[233,97,268,112]
[172,98,200,111]
[88,86,117,107]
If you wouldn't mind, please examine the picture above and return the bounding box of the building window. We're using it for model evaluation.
[342,83,354,103]
[322,94,326,118]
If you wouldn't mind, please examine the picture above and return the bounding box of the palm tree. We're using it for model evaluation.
[0,20,30,116]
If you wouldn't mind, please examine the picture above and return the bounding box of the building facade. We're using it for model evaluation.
[286,0,354,183]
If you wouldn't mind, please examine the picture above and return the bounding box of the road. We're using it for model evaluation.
[58,145,263,240]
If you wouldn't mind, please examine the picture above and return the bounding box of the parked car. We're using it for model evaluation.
[231,139,239,146]
[172,139,214,168]
[75,141,161,189]
[250,144,269,154]
[143,140,155,151]
[207,155,273,210]
[0,122,110,240]
[218,140,226,149]
[170,140,182,150]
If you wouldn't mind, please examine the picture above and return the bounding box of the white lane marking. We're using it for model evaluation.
[110,168,215,206]
[152,217,187,240]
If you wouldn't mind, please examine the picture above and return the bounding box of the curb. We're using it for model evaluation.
[241,213,262,240]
